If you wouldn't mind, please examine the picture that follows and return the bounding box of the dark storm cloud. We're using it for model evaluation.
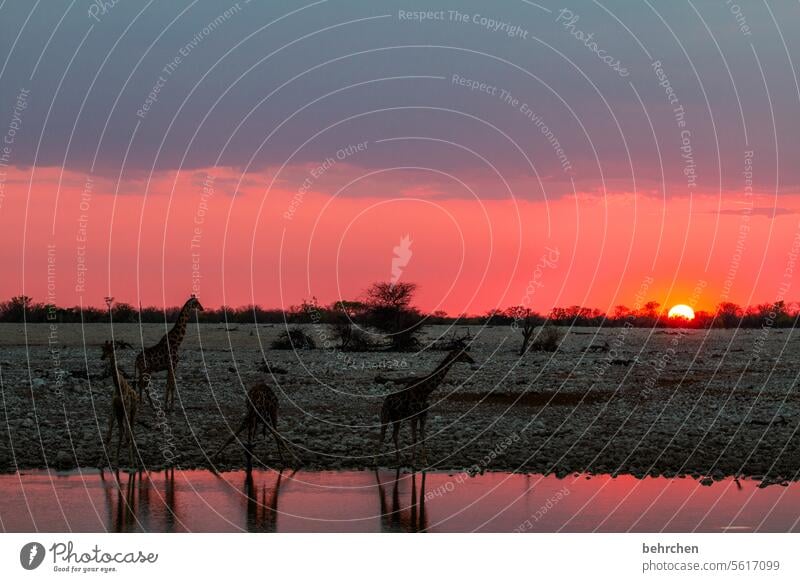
[0,0,798,198]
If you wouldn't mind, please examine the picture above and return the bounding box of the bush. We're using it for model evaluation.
[332,320,377,351]
[430,329,473,351]
[528,325,563,353]
[271,327,316,350]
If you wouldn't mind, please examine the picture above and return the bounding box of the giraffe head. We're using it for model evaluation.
[100,340,129,377]
[100,340,115,361]
[100,340,132,362]
[186,295,204,312]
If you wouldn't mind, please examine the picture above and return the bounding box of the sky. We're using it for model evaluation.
[1,0,799,315]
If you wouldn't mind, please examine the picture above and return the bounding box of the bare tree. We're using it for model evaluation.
[506,306,541,355]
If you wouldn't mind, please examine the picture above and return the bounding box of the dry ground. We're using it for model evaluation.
[1,323,798,482]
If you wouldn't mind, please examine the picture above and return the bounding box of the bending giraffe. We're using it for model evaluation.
[134,295,203,411]
[211,379,297,468]
[375,348,476,467]
[99,340,139,470]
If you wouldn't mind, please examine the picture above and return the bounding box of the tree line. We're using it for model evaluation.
[1,290,797,332]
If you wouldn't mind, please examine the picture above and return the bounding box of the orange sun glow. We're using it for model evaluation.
[668,304,695,320]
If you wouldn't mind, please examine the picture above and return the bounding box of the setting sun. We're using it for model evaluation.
[668,304,695,320]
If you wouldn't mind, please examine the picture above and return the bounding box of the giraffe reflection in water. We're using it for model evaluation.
[4,469,799,532]
[99,468,183,532]
[375,469,427,532]
[100,470,139,532]
[243,469,287,532]
[96,467,288,532]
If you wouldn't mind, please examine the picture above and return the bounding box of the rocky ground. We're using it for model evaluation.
[1,323,798,482]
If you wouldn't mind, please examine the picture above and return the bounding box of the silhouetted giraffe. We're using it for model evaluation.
[212,380,297,467]
[134,295,203,411]
[100,340,139,469]
[375,348,476,466]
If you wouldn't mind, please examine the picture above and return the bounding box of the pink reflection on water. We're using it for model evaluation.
[0,470,797,532]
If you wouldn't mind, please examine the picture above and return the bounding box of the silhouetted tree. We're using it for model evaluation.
[428,310,450,324]
[506,306,543,355]
[0,295,797,329]
[112,302,137,323]
[331,300,368,318]
[484,309,511,325]
[613,305,632,320]
[692,310,715,329]
[363,281,423,350]
[716,302,743,328]
[0,295,33,321]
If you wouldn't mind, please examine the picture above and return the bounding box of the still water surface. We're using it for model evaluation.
[1,470,797,532]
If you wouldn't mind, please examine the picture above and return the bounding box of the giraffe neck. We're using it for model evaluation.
[107,354,124,395]
[416,354,459,397]
[167,301,193,346]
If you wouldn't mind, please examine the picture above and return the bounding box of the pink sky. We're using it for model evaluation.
[2,164,798,315]
[2,0,799,316]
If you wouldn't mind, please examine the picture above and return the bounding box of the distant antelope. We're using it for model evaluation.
[99,340,139,469]
[134,295,203,411]
[375,348,476,466]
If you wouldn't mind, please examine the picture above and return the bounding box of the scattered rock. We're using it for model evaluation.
[0,324,798,479]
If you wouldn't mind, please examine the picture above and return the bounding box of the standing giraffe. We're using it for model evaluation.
[211,380,297,468]
[134,295,203,411]
[375,348,476,467]
[99,340,139,470]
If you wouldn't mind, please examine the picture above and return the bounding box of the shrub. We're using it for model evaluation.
[271,327,316,350]
[528,325,563,353]
[332,320,377,351]
[430,329,473,351]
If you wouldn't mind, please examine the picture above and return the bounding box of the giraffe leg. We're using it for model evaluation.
[266,423,287,466]
[126,416,137,468]
[101,412,115,467]
[211,418,248,462]
[138,368,155,409]
[126,427,135,469]
[141,372,155,409]
[166,367,177,411]
[410,417,418,470]
[374,421,388,466]
[116,419,123,470]
[280,432,300,466]
[267,409,297,466]
[391,421,401,467]
[245,423,255,472]
[419,412,428,465]
[136,366,143,399]
[136,364,144,398]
